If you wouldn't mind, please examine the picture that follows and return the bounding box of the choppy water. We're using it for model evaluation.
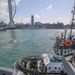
[0,29,75,68]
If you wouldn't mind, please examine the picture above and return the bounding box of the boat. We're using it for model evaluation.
[0,54,66,75]
[53,30,75,60]
[14,54,67,75]
[53,1,75,61]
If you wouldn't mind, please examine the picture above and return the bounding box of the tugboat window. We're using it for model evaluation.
[49,67,51,69]
[55,67,57,69]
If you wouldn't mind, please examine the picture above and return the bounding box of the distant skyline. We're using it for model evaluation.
[0,0,74,24]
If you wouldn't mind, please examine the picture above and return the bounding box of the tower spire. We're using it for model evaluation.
[7,0,16,28]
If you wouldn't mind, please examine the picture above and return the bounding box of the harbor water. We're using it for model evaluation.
[0,29,74,68]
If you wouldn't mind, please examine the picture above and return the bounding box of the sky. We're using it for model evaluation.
[0,0,74,24]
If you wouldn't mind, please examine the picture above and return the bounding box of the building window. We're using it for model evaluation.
[64,50,66,54]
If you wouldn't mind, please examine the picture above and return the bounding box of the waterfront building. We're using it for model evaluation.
[31,15,34,26]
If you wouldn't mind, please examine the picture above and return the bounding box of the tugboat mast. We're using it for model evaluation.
[70,0,75,40]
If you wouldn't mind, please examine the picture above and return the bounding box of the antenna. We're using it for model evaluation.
[69,0,75,40]
[74,0,75,6]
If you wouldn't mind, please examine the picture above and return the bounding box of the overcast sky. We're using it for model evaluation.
[0,0,74,24]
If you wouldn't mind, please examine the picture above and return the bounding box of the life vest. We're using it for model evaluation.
[65,40,71,47]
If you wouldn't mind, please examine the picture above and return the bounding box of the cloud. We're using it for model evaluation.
[0,0,8,23]
[46,4,52,10]
[0,0,20,23]
[34,14,40,19]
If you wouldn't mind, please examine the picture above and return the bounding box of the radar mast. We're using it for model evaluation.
[70,0,75,39]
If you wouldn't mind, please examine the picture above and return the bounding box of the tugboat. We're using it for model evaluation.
[53,30,75,61]
[53,0,75,61]
[14,55,66,75]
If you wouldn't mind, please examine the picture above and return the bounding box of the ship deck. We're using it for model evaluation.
[65,54,75,72]
[62,53,75,75]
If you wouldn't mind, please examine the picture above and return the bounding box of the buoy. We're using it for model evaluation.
[65,40,71,47]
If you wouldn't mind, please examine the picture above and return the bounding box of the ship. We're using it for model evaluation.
[53,30,75,61]
[53,0,75,61]
[14,54,66,75]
